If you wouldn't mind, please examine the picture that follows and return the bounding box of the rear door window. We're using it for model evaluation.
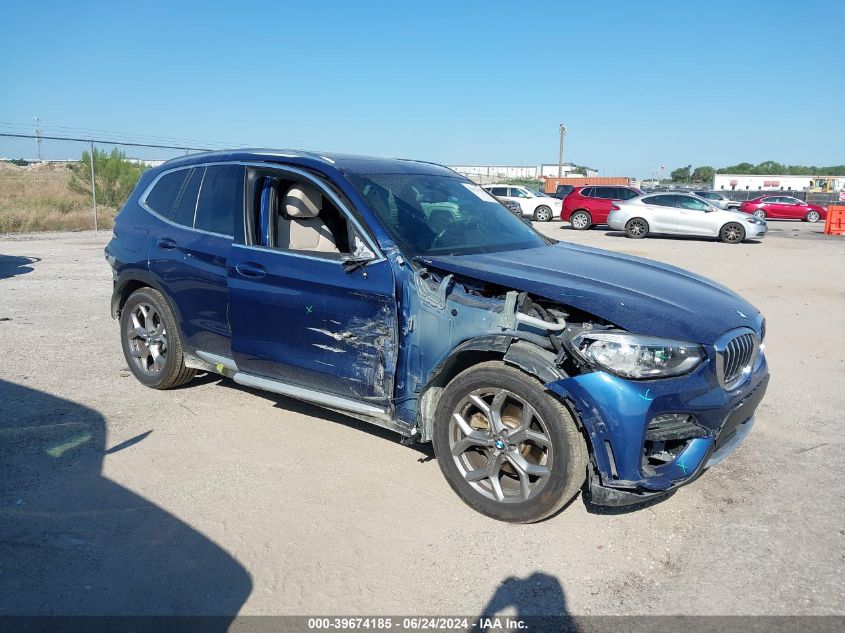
[643,195,676,207]
[490,187,508,196]
[593,187,616,199]
[579,187,594,197]
[194,165,244,236]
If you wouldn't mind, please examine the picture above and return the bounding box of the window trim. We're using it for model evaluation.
[140,160,383,264]
[140,163,237,239]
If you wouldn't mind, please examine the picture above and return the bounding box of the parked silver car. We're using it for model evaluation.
[607,192,767,243]
[693,190,740,210]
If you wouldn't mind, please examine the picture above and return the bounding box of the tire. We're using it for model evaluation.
[120,287,196,389]
[432,361,587,523]
[752,209,766,220]
[805,210,820,223]
[569,210,592,230]
[625,217,649,239]
[534,205,552,222]
[719,222,746,244]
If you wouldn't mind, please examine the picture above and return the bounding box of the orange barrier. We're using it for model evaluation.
[824,205,845,235]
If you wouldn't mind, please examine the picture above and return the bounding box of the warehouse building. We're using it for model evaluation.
[712,174,844,192]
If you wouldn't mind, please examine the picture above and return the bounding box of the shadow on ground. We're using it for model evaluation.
[472,572,577,632]
[0,255,40,279]
[0,379,252,620]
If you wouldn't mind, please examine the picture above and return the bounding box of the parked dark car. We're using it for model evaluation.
[550,184,575,199]
[739,195,826,222]
[106,150,768,523]
[561,185,644,229]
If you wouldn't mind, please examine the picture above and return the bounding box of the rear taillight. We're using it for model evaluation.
[611,204,621,211]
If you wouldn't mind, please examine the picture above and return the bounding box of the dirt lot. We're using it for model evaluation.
[1,221,843,617]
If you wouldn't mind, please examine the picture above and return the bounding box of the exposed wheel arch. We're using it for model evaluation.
[417,336,567,441]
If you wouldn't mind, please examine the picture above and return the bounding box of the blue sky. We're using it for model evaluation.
[1,0,843,177]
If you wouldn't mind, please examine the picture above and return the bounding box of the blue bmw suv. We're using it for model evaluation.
[106,149,769,522]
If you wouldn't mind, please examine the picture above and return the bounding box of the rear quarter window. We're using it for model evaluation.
[145,169,192,218]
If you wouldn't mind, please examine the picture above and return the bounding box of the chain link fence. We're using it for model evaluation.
[0,133,209,232]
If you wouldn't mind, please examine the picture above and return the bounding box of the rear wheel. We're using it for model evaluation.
[753,209,766,220]
[720,222,746,244]
[805,210,820,223]
[534,205,552,222]
[569,210,592,230]
[625,217,649,239]
[433,361,587,523]
[120,287,195,389]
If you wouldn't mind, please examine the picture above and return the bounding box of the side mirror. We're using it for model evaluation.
[342,235,376,272]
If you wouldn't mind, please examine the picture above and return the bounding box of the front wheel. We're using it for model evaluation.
[752,209,766,220]
[120,287,196,389]
[625,217,649,239]
[805,210,820,223]
[720,222,746,244]
[534,205,552,222]
[433,361,587,523]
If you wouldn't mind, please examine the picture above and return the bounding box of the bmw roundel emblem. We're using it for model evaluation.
[735,310,748,319]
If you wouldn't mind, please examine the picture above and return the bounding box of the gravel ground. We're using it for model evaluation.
[0,221,843,617]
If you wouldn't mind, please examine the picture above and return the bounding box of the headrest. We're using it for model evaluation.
[284,184,323,218]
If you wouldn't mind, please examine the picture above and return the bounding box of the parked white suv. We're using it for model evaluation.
[482,184,561,222]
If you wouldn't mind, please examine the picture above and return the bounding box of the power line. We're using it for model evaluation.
[0,121,248,149]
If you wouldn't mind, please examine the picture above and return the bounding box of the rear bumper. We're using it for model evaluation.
[546,355,768,505]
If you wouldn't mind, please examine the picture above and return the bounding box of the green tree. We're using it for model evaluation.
[716,162,754,174]
[691,165,715,184]
[670,164,691,182]
[69,148,146,208]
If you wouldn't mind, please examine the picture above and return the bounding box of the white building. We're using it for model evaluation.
[539,163,598,178]
[449,165,538,180]
[712,173,844,192]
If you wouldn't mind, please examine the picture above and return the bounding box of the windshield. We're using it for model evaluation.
[346,173,548,257]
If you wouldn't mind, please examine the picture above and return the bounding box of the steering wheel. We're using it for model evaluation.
[431,220,471,249]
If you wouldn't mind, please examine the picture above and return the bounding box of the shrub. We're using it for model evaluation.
[68,148,146,208]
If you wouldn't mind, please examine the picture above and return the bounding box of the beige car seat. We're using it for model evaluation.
[278,184,339,253]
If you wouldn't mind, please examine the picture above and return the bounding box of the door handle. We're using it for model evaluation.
[157,237,177,250]
[235,261,266,279]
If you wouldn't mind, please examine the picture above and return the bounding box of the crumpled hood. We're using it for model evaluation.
[419,242,761,343]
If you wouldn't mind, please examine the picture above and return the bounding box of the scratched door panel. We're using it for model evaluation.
[228,246,397,403]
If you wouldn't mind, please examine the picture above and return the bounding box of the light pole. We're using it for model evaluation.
[34,116,42,161]
[557,123,567,179]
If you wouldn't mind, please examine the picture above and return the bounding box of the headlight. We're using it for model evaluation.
[568,331,704,379]
[746,217,765,225]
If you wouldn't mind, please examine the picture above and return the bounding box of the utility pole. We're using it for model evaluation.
[33,117,42,161]
[557,123,567,178]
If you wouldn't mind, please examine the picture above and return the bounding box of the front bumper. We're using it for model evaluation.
[746,222,768,238]
[546,352,768,505]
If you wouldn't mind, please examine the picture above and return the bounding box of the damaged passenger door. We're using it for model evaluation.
[228,166,398,406]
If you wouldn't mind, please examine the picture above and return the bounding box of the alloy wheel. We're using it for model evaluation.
[806,211,820,222]
[449,388,553,503]
[753,210,766,220]
[627,219,647,237]
[535,206,552,222]
[126,303,168,375]
[571,212,589,229]
[723,225,743,243]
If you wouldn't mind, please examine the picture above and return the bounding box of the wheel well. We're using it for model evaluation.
[417,348,505,442]
[112,280,150,318]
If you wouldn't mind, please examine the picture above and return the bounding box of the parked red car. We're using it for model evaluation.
[561,185,643,229]
[739,195,827,222]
